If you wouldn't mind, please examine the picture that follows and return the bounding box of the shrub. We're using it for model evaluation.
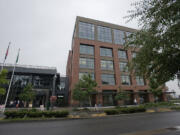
[104,109,119,115]
[43,110,69,118]
[119,106,146,114]
[43,111,56,118]
[4,111,26,119]
[54,110,69,117]
[171,106,180,110]
[27,111,43,118]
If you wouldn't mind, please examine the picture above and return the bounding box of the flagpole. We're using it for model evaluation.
[2,62,16,112]
[1,42,11,73]
[3,48,20,113]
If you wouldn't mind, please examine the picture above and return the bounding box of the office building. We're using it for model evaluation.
[66,16,167,106]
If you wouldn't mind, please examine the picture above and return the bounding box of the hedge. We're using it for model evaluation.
[4,110,69,119]
[104,106,146,115]
[104,109,119,115]
[171,106,180,110]
[4,111,26,119]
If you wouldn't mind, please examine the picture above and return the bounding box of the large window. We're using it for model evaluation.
[100,47,113,57]
[119,62,128,72]
[79,72,95,80]
[79,58,94,69]
[121,75,131,85]
[101,60,114,70]
[101,74,115,85]
[79,22,94,40]
[136,76,145,86]
[118,50,128,59]
[80,44,94,55]
[97,26,112,43]
[13,75,32,87]
[33,76,51,88]
[113,29,125,45]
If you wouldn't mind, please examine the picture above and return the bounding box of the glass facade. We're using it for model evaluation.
[59,82,65,89]
[79,58,94,69]
[100,47,113,57]
[80,44,94,55]
[101,60,114,70]
[136,76,145,86]
[79,22,94,40]
[79,72,95,80]
[119,62,128,72]
[97,26,112,43]
[121,75,131,85]
[113,29,125,45]
[13,75,52,89]
[101,74,115,85]
[118,50,128,59]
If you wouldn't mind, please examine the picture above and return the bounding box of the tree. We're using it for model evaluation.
[0,69,8,95]
[148,77,163,102]
[72,74,97,107]
[126,0,180,85]
[19,83,35,107]
[115,87,129,105]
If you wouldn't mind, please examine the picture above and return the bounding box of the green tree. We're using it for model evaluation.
[126,0,180,85]
[115,87,129,105]
[0,69,8,95]
[72,74,97,107]
[148,77,163,102]
[19,83,35,107]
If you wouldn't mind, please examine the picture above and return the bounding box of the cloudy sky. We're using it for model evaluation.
[0,0,179,95]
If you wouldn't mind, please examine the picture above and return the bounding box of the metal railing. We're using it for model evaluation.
[0,63,56,70]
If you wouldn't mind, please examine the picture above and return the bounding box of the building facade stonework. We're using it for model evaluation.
[67,16,167,106]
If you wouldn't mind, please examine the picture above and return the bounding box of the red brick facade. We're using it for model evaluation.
[66,16,167,106]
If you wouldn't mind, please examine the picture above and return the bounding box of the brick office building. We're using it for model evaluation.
[66,16,167,106]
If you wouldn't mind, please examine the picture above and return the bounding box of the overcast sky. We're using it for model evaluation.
[0,0,179,95]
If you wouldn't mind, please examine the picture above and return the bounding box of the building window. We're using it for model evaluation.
[80,44,94,55]
[59,82,65,90]
[118,50,128,59]
[97,26,112,43]
[100,47,113,57]
[79,72,95,80]
[113,29,125,45]
[121,75,131,85]
[101,74,115,85]
[101,60,114,70]
[119,62,128,72]
[132,52,137,58]
[136,76,145,86]
[79,58,94,69]
[79,22,94,40]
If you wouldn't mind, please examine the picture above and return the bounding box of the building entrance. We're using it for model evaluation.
[102,90,117,106]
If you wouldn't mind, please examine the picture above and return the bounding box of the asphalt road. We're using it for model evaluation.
[1,112,180,135]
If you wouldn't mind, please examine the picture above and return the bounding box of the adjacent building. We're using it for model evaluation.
[66,16,167,106]
[0,63,69,107]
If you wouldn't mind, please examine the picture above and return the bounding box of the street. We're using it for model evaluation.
[1,112,180,135]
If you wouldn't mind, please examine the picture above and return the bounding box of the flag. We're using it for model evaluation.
[16,49,20,63]
[4,42,11,60]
